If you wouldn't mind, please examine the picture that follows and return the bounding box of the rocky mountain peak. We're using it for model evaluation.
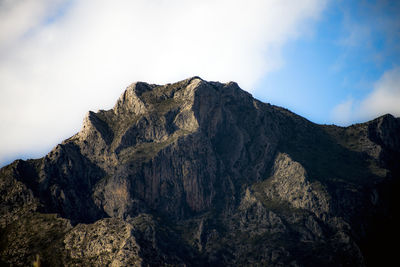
[368,114,400,150]
[1,77,399,266]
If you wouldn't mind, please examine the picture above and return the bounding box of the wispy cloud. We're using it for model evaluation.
[0,0,68,50]
[334,0,400,68]
[331,97,354,126]
[0,0,327,166]
[331,66,400,125]
[329,1,400,125]
[358,67,400,118]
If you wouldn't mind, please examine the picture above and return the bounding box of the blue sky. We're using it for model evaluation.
[0,0,399,166]
[254,0,400,125]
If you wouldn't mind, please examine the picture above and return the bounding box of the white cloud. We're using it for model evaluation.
[0,0,327,166]
[331,97,354,126]
[331,67,400,126]
[0,0,67,50]
[358,67,400,118]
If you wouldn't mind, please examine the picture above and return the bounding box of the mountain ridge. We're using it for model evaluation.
[1,77,399,266]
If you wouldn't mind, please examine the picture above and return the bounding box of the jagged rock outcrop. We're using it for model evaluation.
[1,77,399,266]
[64,218,141,266]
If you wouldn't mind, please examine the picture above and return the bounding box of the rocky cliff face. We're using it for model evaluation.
[1,77,399,266]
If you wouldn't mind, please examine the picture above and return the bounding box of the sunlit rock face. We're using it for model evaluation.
[1,77,399,266]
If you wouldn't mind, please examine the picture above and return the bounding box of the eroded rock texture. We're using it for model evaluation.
[1,77,399,266]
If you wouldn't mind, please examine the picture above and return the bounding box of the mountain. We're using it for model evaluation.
[1,77,399,266]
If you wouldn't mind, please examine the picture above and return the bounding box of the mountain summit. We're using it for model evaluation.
[1,77,399,266]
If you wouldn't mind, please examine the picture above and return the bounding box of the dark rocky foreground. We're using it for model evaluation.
[1,77,399,266]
